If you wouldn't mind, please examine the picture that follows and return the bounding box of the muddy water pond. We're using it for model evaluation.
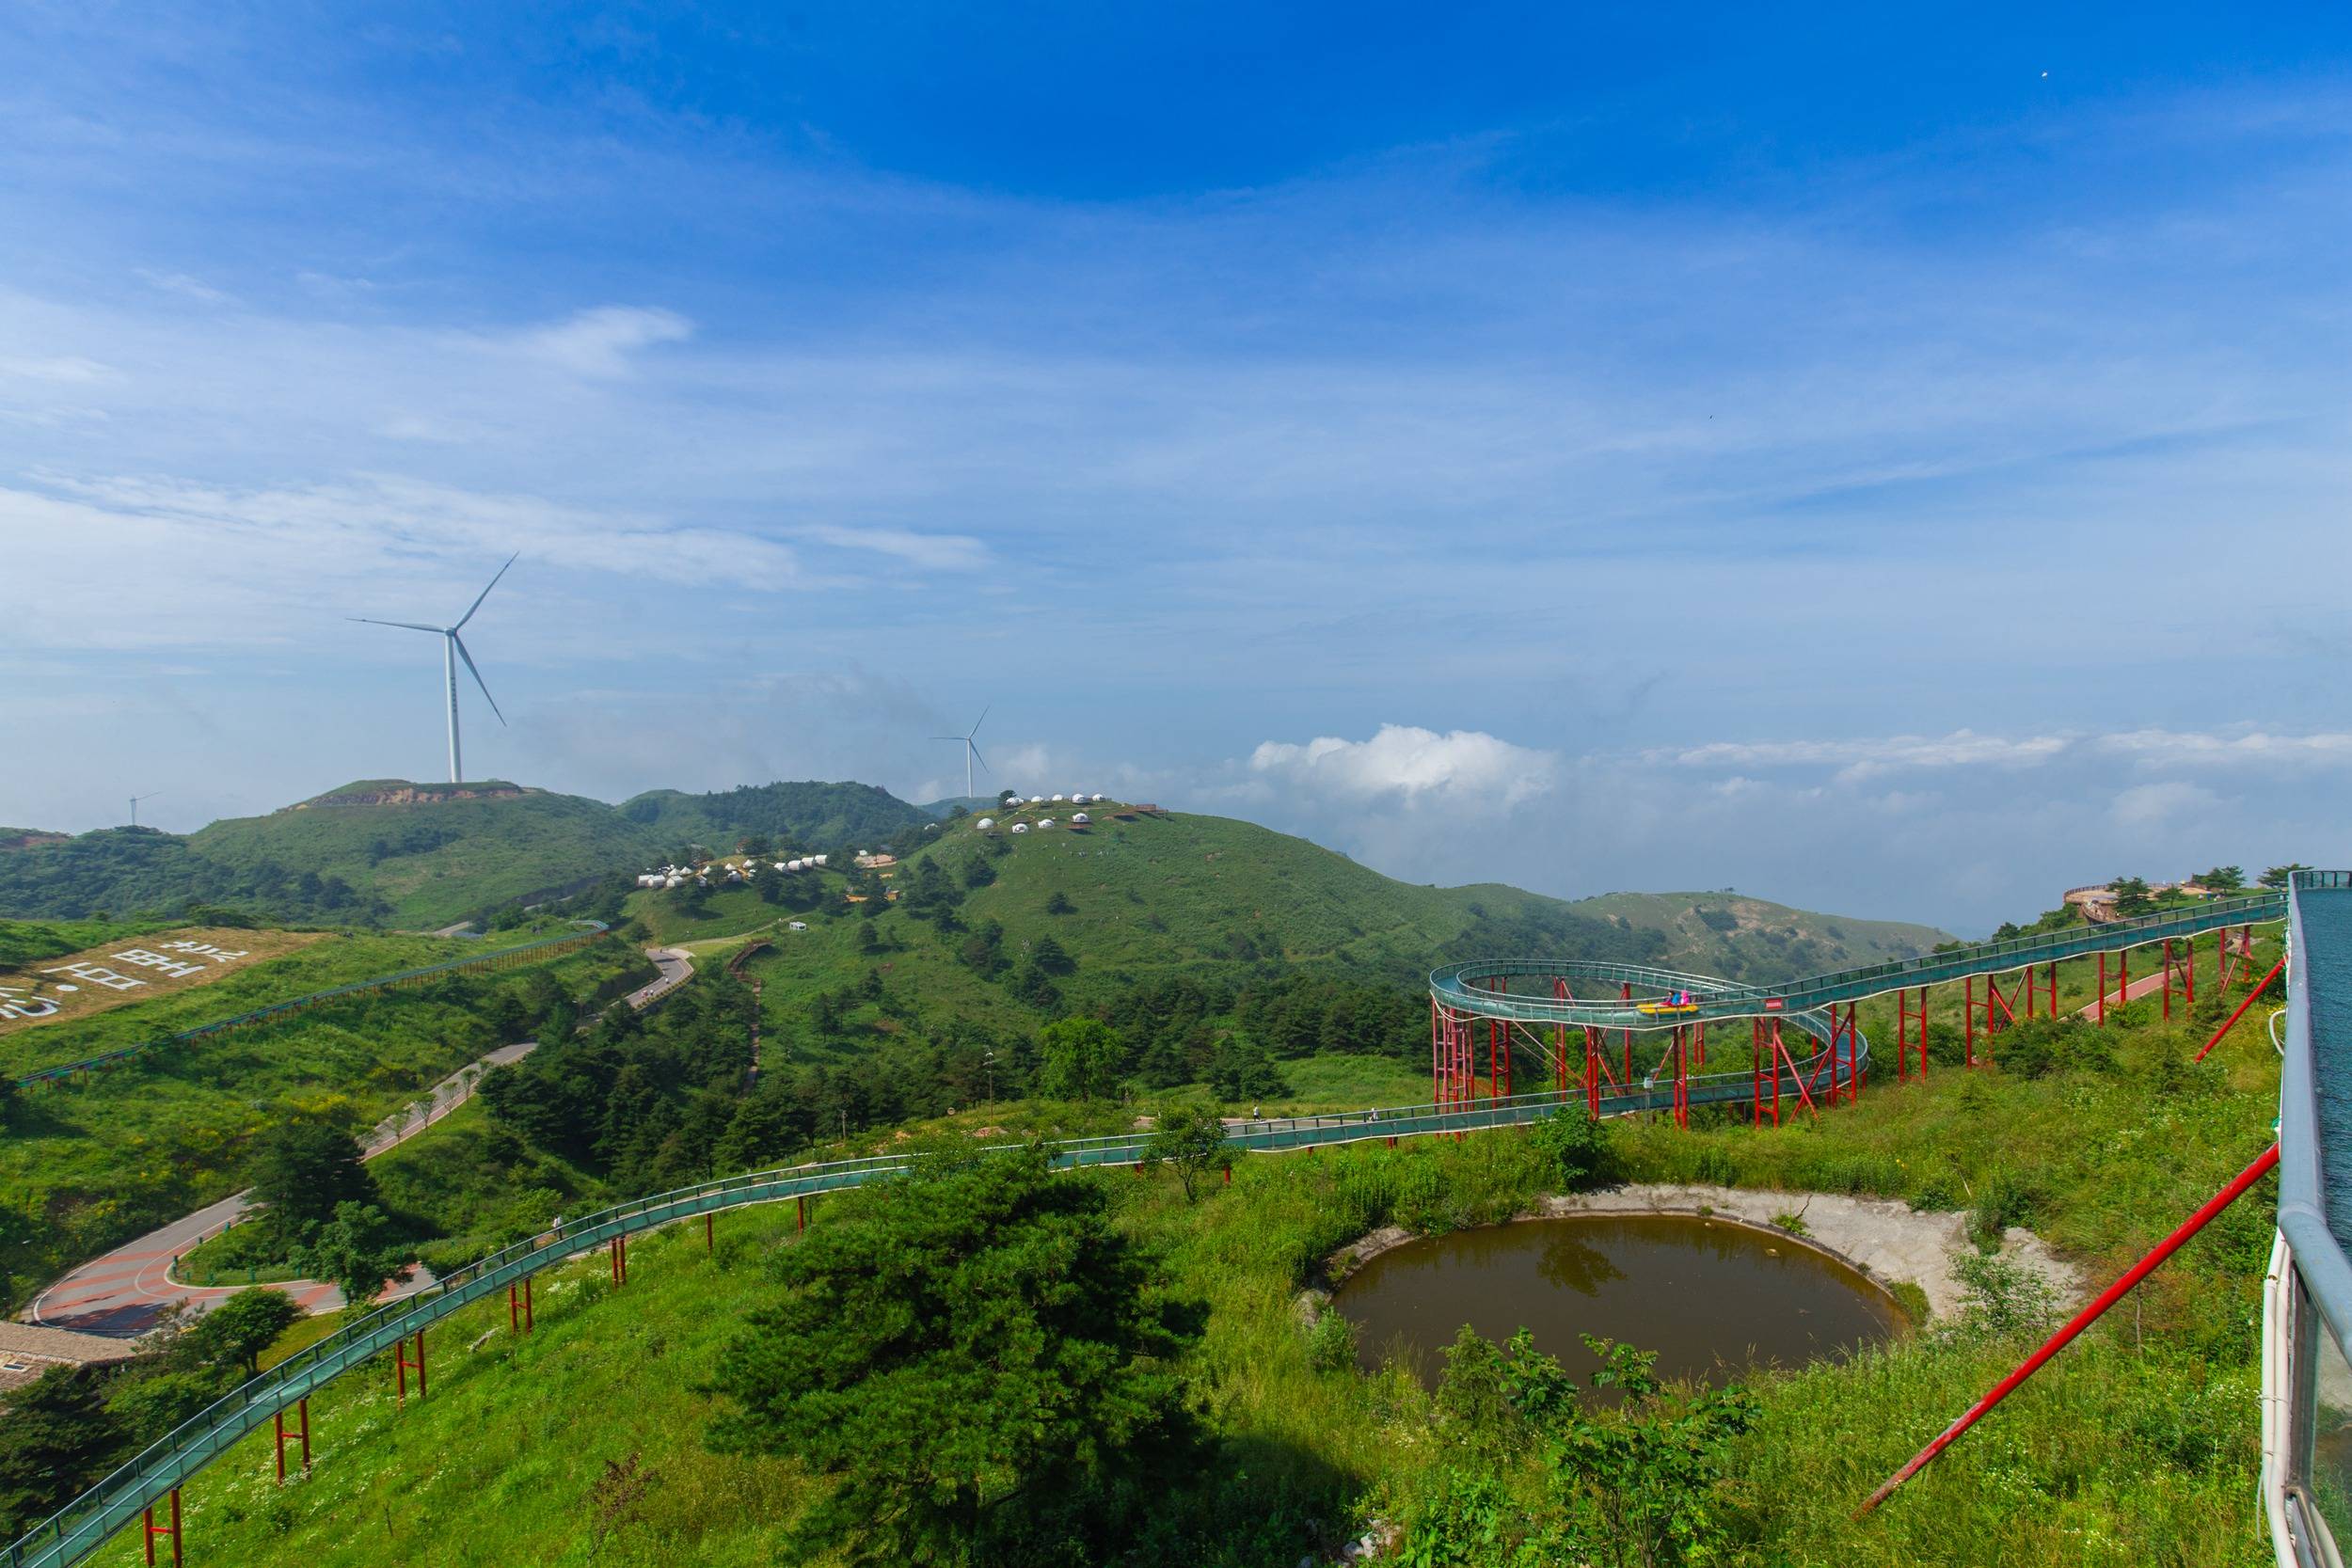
[1333,1213,1902,1386]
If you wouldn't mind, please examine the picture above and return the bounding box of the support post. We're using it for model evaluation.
[1963,977,1975,1067]
[706,1212,714,1254]
[1856,1141,2280,1516]
[395,1328,427,1403]
[2098,951,2106,1025]
[797,1195,807,1234]
[142,1489,183,1567]
[610,1234,627,1285]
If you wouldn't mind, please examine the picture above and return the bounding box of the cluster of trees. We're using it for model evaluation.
[0,826,389,925]
[476,971,758,1196]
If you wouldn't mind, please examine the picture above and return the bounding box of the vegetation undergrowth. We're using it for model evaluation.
[30,964,2280,1567]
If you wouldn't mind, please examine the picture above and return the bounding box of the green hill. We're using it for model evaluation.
[0,780,938,930]
[618,781,929,854]
[627,805,1955,1055]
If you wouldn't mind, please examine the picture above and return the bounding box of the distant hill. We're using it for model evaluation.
[619,781,930,854]
[1571,891,1949,984]
[0,779,941,929]
[633,804,1956,1050]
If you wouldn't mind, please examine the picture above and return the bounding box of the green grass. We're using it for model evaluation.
[663,810,1953,1063]
[0,916,174,970]
[110,981,2282,1566]
[0,928,479,1079]
[0,940,657,1314]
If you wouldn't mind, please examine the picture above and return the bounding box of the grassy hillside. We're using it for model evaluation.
[112,978,2280,1568]
[618,780,929,854]
[0,934,657,1314]
[622,808,1954,1062]
[186,783,663,928]
[0,825,389,926]
[0,915,172,970]
[1577,890,1950,982]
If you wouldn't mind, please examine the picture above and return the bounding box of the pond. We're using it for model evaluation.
[1332,1212,1903,1386]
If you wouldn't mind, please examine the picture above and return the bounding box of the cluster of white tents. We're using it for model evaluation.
[633,852,831,890]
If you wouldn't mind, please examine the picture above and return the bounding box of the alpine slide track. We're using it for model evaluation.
[4,888,2305,1567]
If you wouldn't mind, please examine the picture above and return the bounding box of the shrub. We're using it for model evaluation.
[1526,1109,1616,1192]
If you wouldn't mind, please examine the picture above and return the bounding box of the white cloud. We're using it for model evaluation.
[800,523,991,571]
[133,269,230,305]
[516,306,692,377]
[0,355,111,383]
[2111,781,2221,830]
[2094,728,2352,769]
[1248,724,1558,807]
[1671,730,2072,777]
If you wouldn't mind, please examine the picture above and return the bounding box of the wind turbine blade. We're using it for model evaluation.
[969,742,989,776]
[969,704,990,740]
[453,552,519,631]
[930,736,965,742]
[451,634,506,725]
[350,617,444,633]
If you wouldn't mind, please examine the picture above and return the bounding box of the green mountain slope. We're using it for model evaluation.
[618,781,928,853]
[630,806,1954,1053]
[184,782,659,927]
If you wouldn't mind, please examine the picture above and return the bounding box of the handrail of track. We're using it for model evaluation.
[9,921,613,1090]
[1431,891,2285,1027]
[4,1031,1863,1568]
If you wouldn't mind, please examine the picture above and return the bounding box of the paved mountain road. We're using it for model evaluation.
[24,946,695,1338]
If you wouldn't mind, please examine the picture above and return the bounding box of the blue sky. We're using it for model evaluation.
[3,3,2348,931]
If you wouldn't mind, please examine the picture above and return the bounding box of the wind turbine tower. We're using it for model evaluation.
[128,792,162,828]
[931,705,991,800]
[350,554,516,784]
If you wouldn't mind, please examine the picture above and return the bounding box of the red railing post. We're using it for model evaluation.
[1856,1141,2280,1516]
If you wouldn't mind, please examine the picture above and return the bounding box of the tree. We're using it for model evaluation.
[252,1120,378,1248]
[1144,1103,1231,1201]
[2262,863,2312,890]
[1208,1037,1288,1101]
[0,1366,125,1539]
[707,1146,1203,1565]
[179,1287,302,1373]
[1037,1018,1122,1101]
[2197,864,2247,893]
[1029,935,1075,975]
[2107,875,2155,917]
[289,1202,405,1310]
[1044,891,1076,916]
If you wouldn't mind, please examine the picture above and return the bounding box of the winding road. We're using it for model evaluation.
[22,945,696,1338]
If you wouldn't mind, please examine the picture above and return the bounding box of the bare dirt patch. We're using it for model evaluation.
[0,926,326,1035]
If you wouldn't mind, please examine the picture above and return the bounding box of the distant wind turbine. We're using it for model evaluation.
[350,554,516,784]
[930,705,991,800]
[128,791,162,828]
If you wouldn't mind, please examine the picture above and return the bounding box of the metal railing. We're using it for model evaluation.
[1431,890,2286,1027]
[10,922,612,1090]
[2265,873,2352,1566]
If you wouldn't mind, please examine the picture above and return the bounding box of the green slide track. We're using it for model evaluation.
[1432,889,2284,1026]
[0,892,2296,1568]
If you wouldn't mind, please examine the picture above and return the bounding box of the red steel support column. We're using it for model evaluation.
[270,1400,312,1480]
[524,1275,534,1331]
[142,1489,183,1567]
[610,1234,627,1285]
[1857,1141,2280,1516]
[796,1195,807,1234]
[2097,951,2107,1025]
[1963,977,1976,1067]
[706,1212,714,1253]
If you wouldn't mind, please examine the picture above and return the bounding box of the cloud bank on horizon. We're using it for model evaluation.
[0,4,2346,932]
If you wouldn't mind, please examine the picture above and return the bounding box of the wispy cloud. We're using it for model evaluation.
[514,306,692,377]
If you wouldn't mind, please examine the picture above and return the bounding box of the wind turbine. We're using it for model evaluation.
[128,791,161,828]
[350,554,516,784]
[930,705,991,800]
